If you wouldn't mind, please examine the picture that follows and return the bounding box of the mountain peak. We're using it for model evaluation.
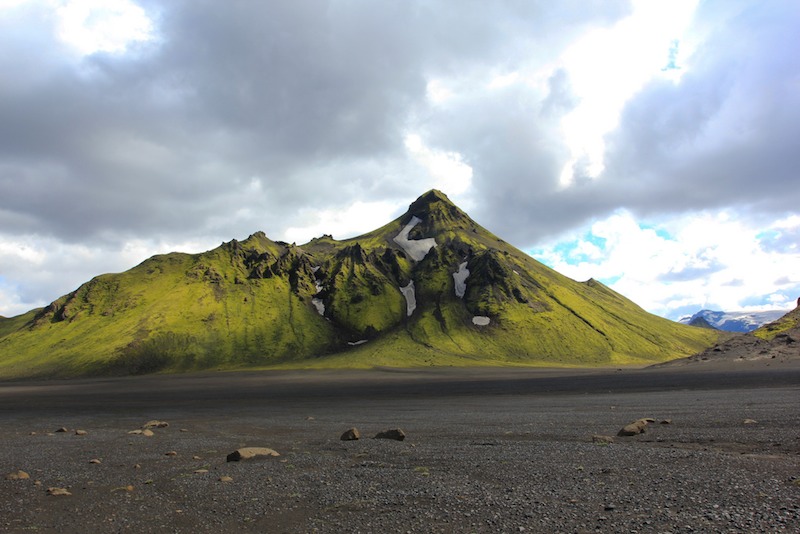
[407,189,455,215]
[403,190,473,233]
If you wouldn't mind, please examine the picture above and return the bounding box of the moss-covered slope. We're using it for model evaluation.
[753,306,800,340]
[0,190,717,378]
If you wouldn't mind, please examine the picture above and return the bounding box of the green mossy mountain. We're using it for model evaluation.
[0,190,717,378]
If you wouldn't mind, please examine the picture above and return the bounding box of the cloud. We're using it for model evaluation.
[532,209,800,319]
[600,1,800,215]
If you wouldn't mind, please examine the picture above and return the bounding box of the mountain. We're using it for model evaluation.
[662,305,800,366]
[678,309,789,333]
[686,315,717,330]
[0,190,716,378]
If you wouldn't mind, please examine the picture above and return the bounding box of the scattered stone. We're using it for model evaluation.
[47,487,72,496]
[192,455,202,460]
[743,419,758,425]
[374,428,406,441]
[194,469,209,474]
[165,451,178,456]
[142,429,154,437]
[29,431,37,436]
[143,420,169,429]
[6,470,30,481]
[618,419,649,436]
[592,435,615,444]
[341,427,361,441]
[133,464,141,469]
[641,418,656,423]
[604,504,616,511]
[75,429,88,436]
[305,416,315,421]
[89,458,102,464]
[219,476,234,483]
[226,447,281,462]
[55,427,68,433]
[660,419,673,425]
[180,429,189,433]
[127,429,143,435]
[111,485,135,493]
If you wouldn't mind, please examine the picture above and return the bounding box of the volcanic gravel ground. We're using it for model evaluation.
[1,367,799,533]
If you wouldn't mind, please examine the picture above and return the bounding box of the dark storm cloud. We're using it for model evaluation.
[0,0,630,247]
[419,1,800,249]
[599,1,800,218]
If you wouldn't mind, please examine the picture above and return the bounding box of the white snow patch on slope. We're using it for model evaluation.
[393,216,437,261]
[348,339,368,346]
[311,267,325,316]
[453,261,469,298]
[472,316,491,326]
[399,281,417,316]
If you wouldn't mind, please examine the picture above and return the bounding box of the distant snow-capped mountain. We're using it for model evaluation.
[679,309,788,333]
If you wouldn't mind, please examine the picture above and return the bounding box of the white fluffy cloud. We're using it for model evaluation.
[532,211,800,319]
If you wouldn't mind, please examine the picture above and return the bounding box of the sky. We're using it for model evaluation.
[1,0,799,321]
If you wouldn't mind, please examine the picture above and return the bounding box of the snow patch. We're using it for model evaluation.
[472,316,491,326]
[393,216,437,261]
[311,298,325,316]
[399,281,417,316]
[311,267,325,316]
[348,340,368,346]
[453,261,469,298]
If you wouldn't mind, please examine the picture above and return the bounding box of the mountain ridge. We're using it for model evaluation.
[0,190,717,378]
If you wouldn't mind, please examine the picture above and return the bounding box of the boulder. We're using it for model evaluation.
[226,447,281,462]
[374,428,406,441]
[75,430,88,436]
[340,427,361,441]
[617,419,649,436]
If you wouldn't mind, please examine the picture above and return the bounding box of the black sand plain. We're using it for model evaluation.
[2,362,799,532]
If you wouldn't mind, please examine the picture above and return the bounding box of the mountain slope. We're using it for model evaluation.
[0,190,717,378]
